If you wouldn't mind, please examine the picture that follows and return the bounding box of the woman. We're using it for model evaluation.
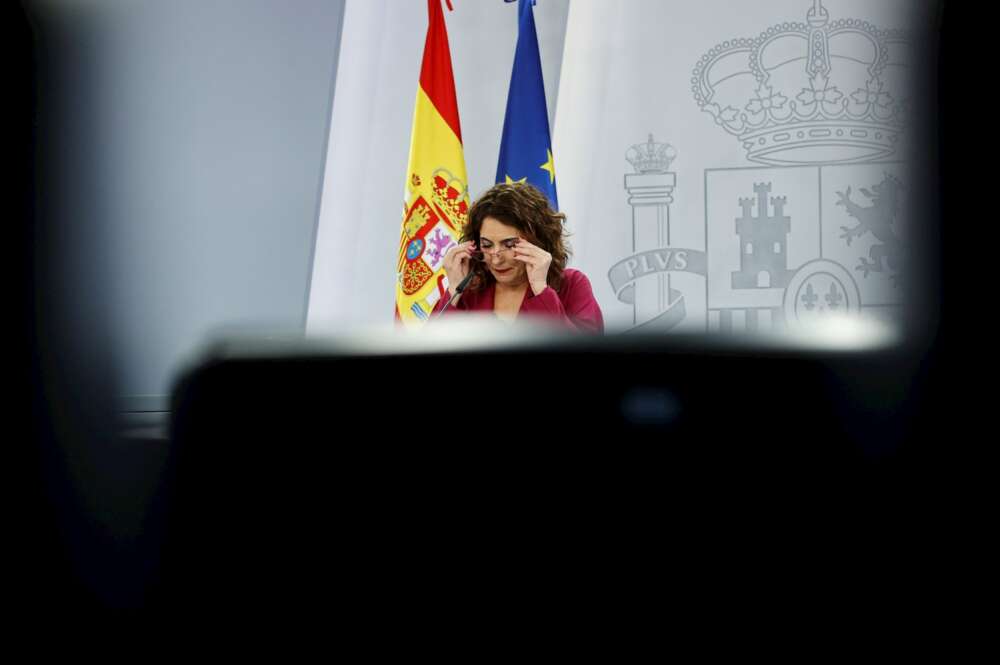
[433,182,604,333]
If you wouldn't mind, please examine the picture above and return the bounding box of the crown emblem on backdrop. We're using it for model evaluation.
[626,134,678,174]
[692,0,912,165]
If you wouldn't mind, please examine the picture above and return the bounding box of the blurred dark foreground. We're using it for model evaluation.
[18,319,960,623]
[11,0,980,638]
[143,327,947,617]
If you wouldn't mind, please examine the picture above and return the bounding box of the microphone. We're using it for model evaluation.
[436,271,475,318]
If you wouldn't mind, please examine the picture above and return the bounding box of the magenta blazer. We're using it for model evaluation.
[432,268,604,333]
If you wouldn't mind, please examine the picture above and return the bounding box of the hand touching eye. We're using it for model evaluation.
[512,239,552,295]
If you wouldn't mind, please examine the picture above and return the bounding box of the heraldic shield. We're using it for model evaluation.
[706,161,907,333]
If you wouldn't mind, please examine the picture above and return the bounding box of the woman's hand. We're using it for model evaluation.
[442,241,476,296]
[513,239,552,295]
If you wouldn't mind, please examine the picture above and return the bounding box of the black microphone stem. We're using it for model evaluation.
[435,272,474,319]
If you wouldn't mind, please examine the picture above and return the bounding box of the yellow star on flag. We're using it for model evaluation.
[505,174,528,184]
[540,149,556,184]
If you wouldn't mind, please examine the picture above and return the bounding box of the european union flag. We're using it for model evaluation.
[496,0,558,209]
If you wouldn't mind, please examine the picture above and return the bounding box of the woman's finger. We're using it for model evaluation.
[516,243,547,259]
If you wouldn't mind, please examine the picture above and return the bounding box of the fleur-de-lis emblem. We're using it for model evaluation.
[824,282,843,310]
[801,283,819,311]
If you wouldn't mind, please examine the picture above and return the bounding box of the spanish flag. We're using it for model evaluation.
[395,0,470,325]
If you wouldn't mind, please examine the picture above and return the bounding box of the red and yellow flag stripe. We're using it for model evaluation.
[395,0,470,325]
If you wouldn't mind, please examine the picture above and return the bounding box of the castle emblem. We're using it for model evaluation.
[691,0,912,333]
[732,183,794,290]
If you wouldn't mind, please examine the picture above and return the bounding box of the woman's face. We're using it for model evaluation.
[479,216,528,287]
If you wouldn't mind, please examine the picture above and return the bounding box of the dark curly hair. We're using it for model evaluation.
[460,182,571,292]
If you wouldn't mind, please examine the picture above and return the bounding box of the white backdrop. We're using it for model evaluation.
[554,0,935,334]
[308,0,936,336]
[306,0,568,332]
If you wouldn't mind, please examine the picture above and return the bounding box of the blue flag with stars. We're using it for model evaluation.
[496,0,558,209]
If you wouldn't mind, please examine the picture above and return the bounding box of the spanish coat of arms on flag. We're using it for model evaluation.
[395,0,471,325]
